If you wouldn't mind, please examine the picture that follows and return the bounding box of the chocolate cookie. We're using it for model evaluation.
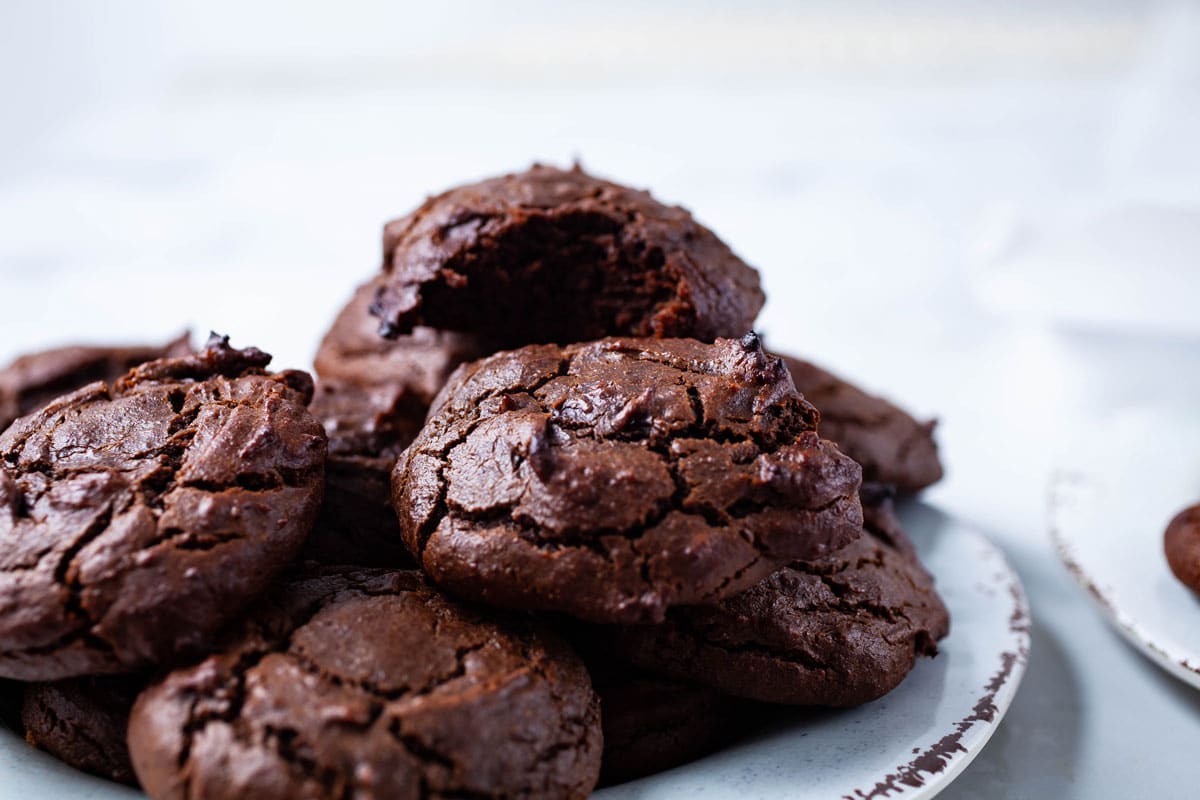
[0,336,327,680]
[307,279,488,565]
[301,378,419,566]
[1165,503,1200,594]
[580,646,747,786]
[20,676,142,785]
[614,489,950,706]
[127,567,603,800]
[0,334,191,433]
[314,277,486,402]
[782,355,943,493]
[597,674,740,786]
[393,334,864,624]
[370,164,765,346]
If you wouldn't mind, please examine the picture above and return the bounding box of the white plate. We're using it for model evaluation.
[1,503,1029,800]
[1050,408,1200,691]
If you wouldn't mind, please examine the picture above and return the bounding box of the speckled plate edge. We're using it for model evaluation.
[1050,469,1200,691]
[839,507,1031,800]
[598,503,1031,800]
[0,505,1029,800]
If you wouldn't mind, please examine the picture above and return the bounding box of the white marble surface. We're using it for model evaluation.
[1,1,1199,796]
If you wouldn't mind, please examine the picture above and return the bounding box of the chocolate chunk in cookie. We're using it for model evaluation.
[1165,503,1200,594]
[314,278,486,402]
[393,334,863,624]
[127,567,602,800]
[614,490,950,706]
[781,355,943,493]
[301,378,420,566]
[0,335,327,680]
[370,164,765,346]
[0,334,191,433]
[21,676,142,785]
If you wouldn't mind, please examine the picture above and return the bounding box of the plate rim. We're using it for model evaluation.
[1,504,1032,800]
[1049,468,1200,691]
[598,502,1032,800]
[835,508,1031,800]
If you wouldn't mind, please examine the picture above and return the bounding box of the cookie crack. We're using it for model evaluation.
[260,723,351,800]
[667,615,834,674]
[175,585,503,799]
[515,639,599,795]
[286,638,489,703]
[145,526,245,552]
[438,409,828,546]
[382,668,552,800]
[54,501,115,633]
[1,389,106,467]
[411,357,571,560]
[433,406,856,595]
[810,573,911,625]
[699,551,764,603]
[175,590,347,776]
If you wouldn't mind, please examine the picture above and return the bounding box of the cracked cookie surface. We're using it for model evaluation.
[782,355,943,494]
[393,334,864,625]
[0,334,191,433]
[0,336,326,680]
[614,488,950,706]
[127,567,603,800]
[1165,503,1200,594]
[21,675,142,786]
[370,164,765,346]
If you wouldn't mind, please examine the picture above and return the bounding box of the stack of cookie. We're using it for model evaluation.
[0,165,949,799]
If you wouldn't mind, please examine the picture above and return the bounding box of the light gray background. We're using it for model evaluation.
[2,2,1198,796]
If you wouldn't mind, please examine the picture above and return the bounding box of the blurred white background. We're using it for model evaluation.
[2,1,1198,797]
[3,0,1199,363]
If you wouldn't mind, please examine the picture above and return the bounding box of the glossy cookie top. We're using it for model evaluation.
[127,567,603,800]
[394,334,863,624]
[615,489,950,706]
[0,336,326,680]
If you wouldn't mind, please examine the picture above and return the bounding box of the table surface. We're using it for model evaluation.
[1,2,1198,796]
